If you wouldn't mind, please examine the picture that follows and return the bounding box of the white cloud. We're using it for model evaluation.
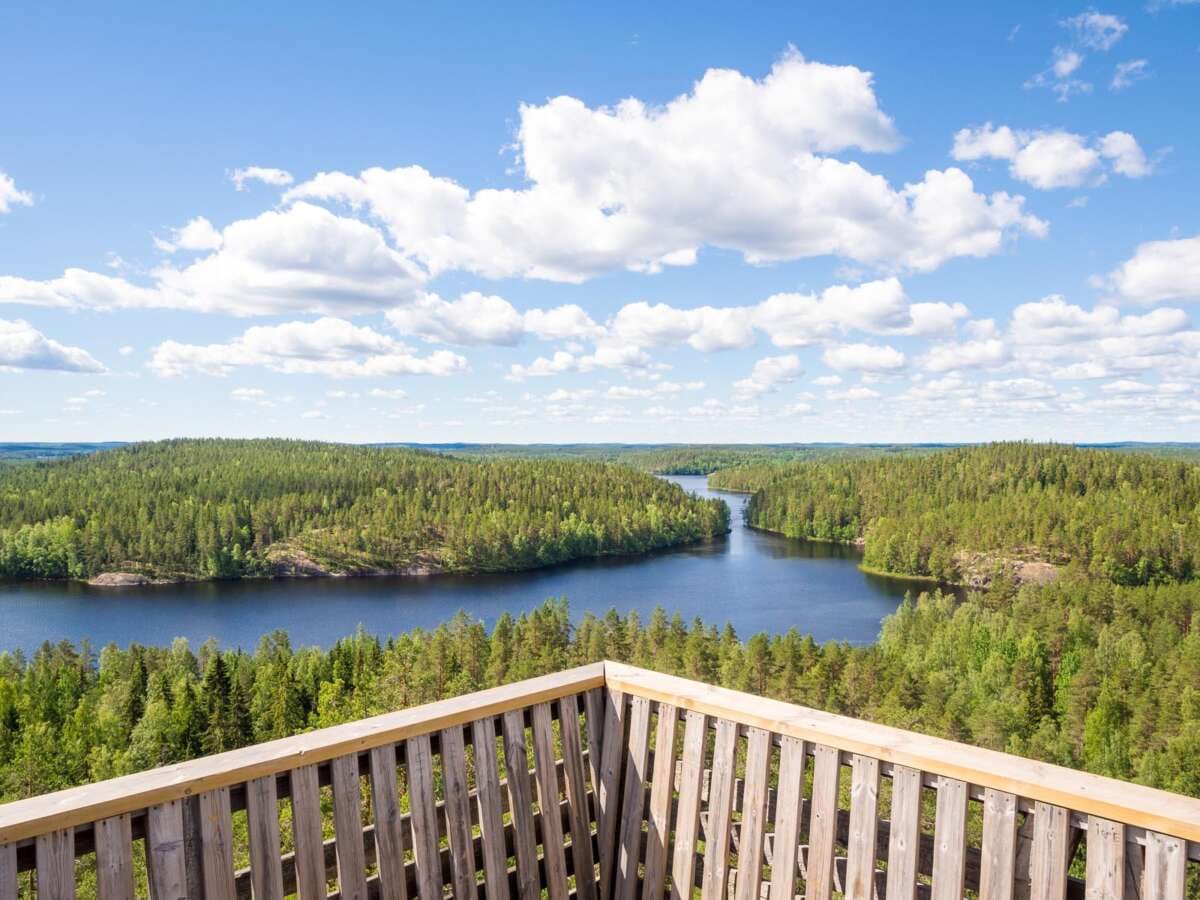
[610,302,755,352]
[0,172,33,214]
[370,388,408,399]
[1063,11,1127,51]
[827,386,881,401]
[822,343,906,371]
[1026,49,1092,101]
[1103,236,1200,305]
[231,387,266,398]
[522,305,604,341]
[1111,59,1149,90]
[922,338,1009,372]
[0,319,105,373]
[734,354,804,395]
[1010,295,1188,343]
[231,167,294,191]
[1101,379,1153,394]
[148,318,468,378]
[812,374,842,386]
[286,51,1043,278]
[952,124,1151,188]
[154,217,224,254]
[118,345,134,356]
[0,203,427,316]
[387,292,525,346]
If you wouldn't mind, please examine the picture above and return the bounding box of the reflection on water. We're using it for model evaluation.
[0,475,936,654]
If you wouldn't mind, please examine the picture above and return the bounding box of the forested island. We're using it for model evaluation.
[712,443,1200,586]
[0,439,729,582]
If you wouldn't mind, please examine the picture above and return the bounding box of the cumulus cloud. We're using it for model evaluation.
[0,203,427,316]
[230,167,294,191]
[148,318,468,378]
[0,172,33,214]
[387,292,525,346]
[952,124,1151,188]
[1103,236,1200,305]
[0,319,105,373]
[734,355,804,395]
[1026,12,1126,101]
[822,343,906,371]
[922,339,1009,373]
[154,216,224,254]
[286,51,1043,279]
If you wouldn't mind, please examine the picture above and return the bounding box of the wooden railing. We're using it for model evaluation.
[1,661,1198,898]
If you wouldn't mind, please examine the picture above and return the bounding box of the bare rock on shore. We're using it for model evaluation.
[953,551,1061,589]
[266,547,333,578]
[89,572,154,587]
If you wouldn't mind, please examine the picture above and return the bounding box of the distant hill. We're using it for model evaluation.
[718,442,1200,586]
[0,439,728,582]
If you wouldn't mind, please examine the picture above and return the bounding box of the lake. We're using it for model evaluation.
[0,476,931,654]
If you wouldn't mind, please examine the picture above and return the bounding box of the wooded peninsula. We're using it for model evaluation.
[0,439,729,582]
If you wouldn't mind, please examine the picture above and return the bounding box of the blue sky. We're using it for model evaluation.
[2,1,1199,442]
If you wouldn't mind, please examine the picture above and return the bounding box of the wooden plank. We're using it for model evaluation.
[246,775,284,900]
[614,695,652,900]
[181,795,203,900]
[289,765,327,900]
[331,754,369,900]
[602,663,1200,844]
[368,745,408,900]
[670,711,708,900]
[1141,831,1186,900]
[0,843,13,900]
[844,754,880,900]
[503,710,540,900]
[806,744,841,900]
[146,800,187,900]
[1085,817,1124,900]
[733,726,771,900]
[886,765,922,900]
[36,828,74,900]
[931,777,967,900]
[0,843,14,900]
[559,694,598,900]
[596,688,626,900]
[472,717,511,900]
[767,735,806,900]
[405,733,443,900]
[0,662,607,846]
[980,789,1018,900]
[1029,802,1071,900]
[440,725,480,900]
[644,703,680,899]
[532,703,569,900]
[95,814,135,900]
[197,788,237,900]
[585,687,605,799]
[701,718,738,900]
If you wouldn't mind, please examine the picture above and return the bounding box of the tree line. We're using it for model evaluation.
[711,442,1200,585]
[2,576,1197,803]
[0,439,729,581]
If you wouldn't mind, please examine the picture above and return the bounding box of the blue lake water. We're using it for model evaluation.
[0,476,930,654]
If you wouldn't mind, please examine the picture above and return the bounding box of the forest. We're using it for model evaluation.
[711,442,1200,585]
[0,439,728,581]
[2,576,1197,804]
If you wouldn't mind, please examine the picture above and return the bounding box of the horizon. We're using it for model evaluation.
[2,2,1199,443]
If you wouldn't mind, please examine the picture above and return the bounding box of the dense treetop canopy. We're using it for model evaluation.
[0,439,729,580]
[711,443,1200,585]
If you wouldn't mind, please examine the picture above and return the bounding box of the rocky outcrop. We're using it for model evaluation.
[88,572,156,587]
[953,551,1061,589]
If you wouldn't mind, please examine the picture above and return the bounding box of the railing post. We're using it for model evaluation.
[181,794,205,900]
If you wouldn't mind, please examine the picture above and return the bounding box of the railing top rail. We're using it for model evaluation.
[605,661,1200,843]
[0,661,605,845]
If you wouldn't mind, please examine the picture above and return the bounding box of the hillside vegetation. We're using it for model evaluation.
[712,443,1200,585]
[0,439,728,581]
